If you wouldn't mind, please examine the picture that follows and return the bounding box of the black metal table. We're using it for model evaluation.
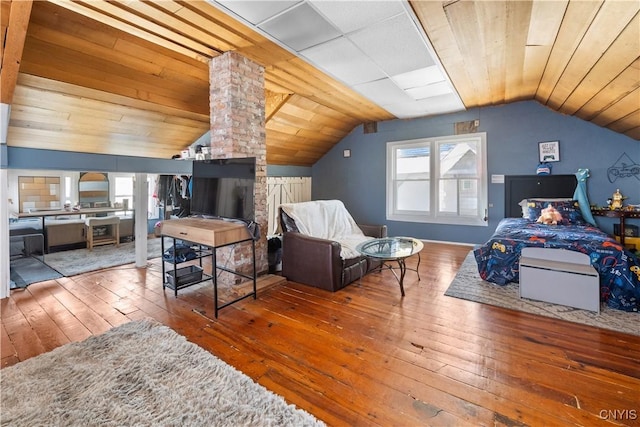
[356,237,423,296]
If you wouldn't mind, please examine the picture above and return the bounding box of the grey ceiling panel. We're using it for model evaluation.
[300,37,386,85]
[385,92,465,117]
[354,78,413,105]
[215,1,301,25]
[259,3,341,51]
[212,0,465,118]
[311,1,404,34]
[349,13,435,76]
[392,66,445,90]
[406,81,453,100]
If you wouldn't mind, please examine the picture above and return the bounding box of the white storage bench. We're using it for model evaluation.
[519,248,600,313]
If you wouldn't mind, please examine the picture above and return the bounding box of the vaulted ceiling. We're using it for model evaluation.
[1,1,638,167]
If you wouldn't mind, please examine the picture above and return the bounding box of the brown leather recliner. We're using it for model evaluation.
[279,206,387,292]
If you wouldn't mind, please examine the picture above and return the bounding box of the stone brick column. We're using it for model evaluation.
[209,52,267,282]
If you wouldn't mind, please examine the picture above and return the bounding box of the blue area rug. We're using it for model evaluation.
[10,256,63,288]
[43,239,162,277]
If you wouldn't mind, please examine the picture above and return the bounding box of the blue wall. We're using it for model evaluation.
[267,165,312,177]
[7,147,314,177]
[7,147,192,174]
[313,101,640,244]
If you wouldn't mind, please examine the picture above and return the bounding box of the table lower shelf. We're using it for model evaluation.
[161,231,257,317]
[164,265,212,291]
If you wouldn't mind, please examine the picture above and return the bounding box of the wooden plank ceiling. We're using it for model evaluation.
[1,1,638,167]
[412,1,640,139]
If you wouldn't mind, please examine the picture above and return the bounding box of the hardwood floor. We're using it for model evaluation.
[2,242,639,426]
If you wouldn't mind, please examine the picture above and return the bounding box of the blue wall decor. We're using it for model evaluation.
[607,152,640,183]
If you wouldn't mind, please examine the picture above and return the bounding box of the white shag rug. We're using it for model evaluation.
[44,238,163,276]
[445,251,639,336]
[0,320,325,427]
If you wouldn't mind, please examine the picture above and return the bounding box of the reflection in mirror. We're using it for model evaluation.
[78,172,109,208]
[18,176,61,213]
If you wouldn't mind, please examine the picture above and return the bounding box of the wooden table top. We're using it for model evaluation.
[18,207,120,218]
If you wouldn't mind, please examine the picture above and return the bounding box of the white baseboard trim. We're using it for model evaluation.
[418,239,475,247]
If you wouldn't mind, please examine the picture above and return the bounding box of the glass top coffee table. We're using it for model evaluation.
[356,237,424,296]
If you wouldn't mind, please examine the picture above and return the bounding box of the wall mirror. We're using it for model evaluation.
[78,172,109,208]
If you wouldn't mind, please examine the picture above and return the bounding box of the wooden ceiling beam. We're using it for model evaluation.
[115,1,232,52]
[74,0,218,57]
[0,0,33,104]
[265,92,292,123]
[47,0,211,63]
[176,0,262,48]
[162,1,251,50]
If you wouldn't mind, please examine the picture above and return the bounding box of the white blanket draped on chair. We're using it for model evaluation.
[279,200,373,259]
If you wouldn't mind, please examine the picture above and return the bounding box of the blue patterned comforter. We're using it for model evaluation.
[473,218,639,312]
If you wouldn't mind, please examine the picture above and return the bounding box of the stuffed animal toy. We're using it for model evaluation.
[536,205,563,225]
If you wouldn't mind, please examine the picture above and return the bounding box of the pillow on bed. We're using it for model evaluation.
[518,198,573,218]
[524,199,587,225]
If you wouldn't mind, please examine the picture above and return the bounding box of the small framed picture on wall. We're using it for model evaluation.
[538,140,560,162]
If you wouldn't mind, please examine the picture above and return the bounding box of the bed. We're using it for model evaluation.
[474,174,639,312]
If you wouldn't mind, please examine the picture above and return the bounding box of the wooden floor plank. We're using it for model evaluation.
[209,306,477,425]
[225,287,583,426]
[2,243,639,426]
[19,280,86,345]
[0,323,16,362]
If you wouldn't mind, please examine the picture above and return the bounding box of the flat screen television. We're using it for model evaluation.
[191,157,256,221]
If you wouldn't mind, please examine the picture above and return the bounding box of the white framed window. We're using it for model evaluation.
[64,176,72,205]
[386,132,488,226]
[113,175,134,212]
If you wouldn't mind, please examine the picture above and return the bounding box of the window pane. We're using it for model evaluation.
[114,176,133,211]
[115,177,133,195]
[398,146,430,159]
[396,148,429,179]
[65,176,72,204]
[396,180,429,211]
[439,179,457,213]
[459,179,478,216]
[440,141,477,178]
[387,133,486,226]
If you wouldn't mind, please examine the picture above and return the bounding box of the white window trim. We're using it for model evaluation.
[386,132,488,227]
